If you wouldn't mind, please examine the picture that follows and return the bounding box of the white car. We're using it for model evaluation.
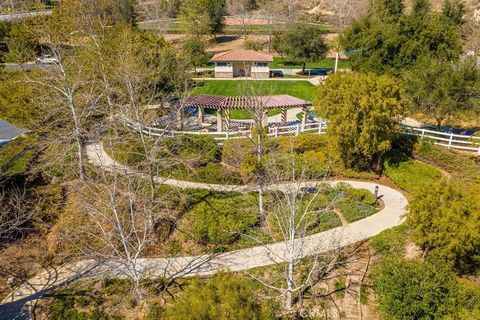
[36,56,59,64]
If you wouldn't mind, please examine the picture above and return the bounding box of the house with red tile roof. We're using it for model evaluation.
[211,49,273,78]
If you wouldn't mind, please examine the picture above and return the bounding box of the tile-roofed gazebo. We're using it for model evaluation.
[185,94,313,132]
[0,120,28,147]
[211,50,273,79]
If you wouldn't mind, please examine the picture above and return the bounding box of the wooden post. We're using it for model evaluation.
[275,126,279,137]
[301,107,308,131]
[217,109,223,133]
[448,133,453,149]
[198,106,204,126]
[281,108,287,126]
[225,109,231,131]
[318,122,323,134]
[262,109,269,128]
[296,124,300,136]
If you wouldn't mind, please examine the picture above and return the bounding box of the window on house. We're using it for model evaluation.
[257,62,268,67]
[216,62,228,67]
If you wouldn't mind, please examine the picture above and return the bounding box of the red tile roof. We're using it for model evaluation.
[211,50,273,62]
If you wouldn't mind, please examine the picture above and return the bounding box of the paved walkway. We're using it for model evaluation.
[0,144,408,319]
[192,76,324,85]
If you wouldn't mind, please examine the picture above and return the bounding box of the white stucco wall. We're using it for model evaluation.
[214,62,233,74]
[251,62,270,73]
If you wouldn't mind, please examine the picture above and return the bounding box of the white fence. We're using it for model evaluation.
[402,126,480,154]
[133,122,480,154]
[136,121,328,141]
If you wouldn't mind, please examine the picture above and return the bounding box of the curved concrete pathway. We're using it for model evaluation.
[0,144,408,319]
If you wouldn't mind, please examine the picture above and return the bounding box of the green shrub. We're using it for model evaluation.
[0,135,36,178]
[188,194,259,245]
[38,142,79,180]
[344,187,377,205]
[335,197,378,223]
[278,134,330,154]
[373,258,463,320]
[163,272,276,320]
[310,211,342,233]
[197,162,242,184]
[383,150,443,192]
[48,289,118,320]
[144,302,164,320]
[163,135,219,163]
[408,182,480,273]
[105,140,145,166]
[243,39,264,51]
[102,277,132,296]
[222,139,253,168]
[370,224,409,256]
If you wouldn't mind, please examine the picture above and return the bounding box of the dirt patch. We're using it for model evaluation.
[404,240,422,260]
[333,207,349,226]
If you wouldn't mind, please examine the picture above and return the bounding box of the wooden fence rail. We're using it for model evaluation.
[130,122,480,154]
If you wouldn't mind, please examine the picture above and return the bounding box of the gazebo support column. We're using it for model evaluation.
[177,106,184,130]
[262,109,269,128]
[198,106,205,126]
[301,107,308,131]
[217,109,223,133]
[225,109,231,131]
[281,109,287,126]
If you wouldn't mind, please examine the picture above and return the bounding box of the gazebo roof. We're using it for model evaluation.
[211,50,273,62]
[185,94,312,110]
[0,120,28,141]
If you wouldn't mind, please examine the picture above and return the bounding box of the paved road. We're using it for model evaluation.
[2,62,58,72]
[192,76,325,85]
[0,144,408,319]
[0,10,52,22]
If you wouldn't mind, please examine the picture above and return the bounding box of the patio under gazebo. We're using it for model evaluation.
[184,94,313,132]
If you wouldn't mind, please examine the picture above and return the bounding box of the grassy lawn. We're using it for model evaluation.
[0,136,36,178]
[192,80,317,102]
[383,150,443,193]
[269,57,350,70]
[205,108,282,120]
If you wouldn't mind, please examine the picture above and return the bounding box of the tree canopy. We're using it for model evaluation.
[340,0,463,75]
[315,72,408,170]
[179,0,226,38]
[273,24,328,73]
[373,257,480,320]
[402,57,480,126]
[408,182,480,274]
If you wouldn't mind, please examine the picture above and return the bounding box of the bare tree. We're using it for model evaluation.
[464,18,480,56]
[246,144,357,312]
[25,12,100,181]
[0,188,32,245]
[236,80,278,219]
[228,0,252,43]
[63,167,168,297]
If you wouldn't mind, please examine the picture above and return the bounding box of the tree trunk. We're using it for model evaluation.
[68,101,85,181]
[257,134,265,219]
[302,61,306,75]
